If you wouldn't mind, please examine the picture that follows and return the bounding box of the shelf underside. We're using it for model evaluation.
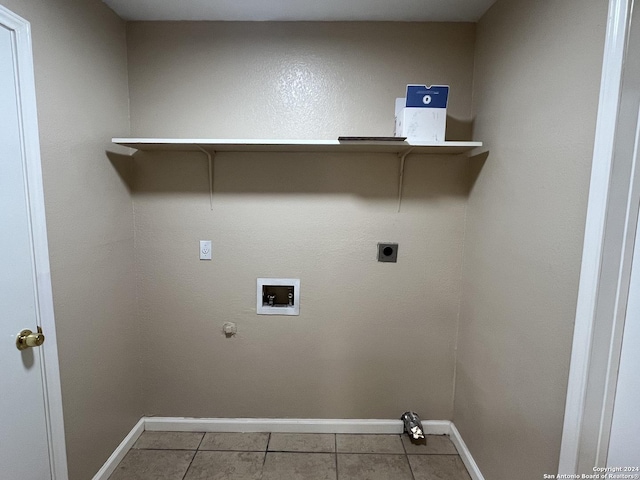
[113,138,483,155]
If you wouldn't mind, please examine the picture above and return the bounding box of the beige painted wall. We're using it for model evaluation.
[453,1,607,479]
[127,22,475,140]
[0,0,141,478]
[0,1,615,475]
[127,22,476,419]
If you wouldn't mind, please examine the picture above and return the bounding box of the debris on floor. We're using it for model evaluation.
[401,411,425,440]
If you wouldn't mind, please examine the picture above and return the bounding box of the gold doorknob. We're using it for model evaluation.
[16,326,45,351]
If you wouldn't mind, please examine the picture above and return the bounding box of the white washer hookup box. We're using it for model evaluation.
[257,278,300,316]
[395,84,449,142]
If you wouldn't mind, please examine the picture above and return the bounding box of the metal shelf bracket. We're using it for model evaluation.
[196,145,216,211]
[397,147,414,212]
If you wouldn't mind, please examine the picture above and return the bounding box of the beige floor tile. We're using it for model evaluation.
[199,432,270,451]
[108,449,195,480]
[133,431,204,450]
[337,454,413,480]
[262,452,336,480]
[268,433,335,452]
[408,454,472,480]
[401,434,459,455]
[336,434,404,454]
[183,451,265,480]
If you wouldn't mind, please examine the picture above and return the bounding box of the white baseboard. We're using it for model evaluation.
[92,418,144,480]
[449,422,485,480]
[93,417,483,480]
[144,417,452,435]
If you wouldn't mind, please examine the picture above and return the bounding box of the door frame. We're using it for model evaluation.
[559,0,639,473]
[0,5,68,479]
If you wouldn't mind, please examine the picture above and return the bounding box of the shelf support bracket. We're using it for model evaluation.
[397,148,413,212]
[197,146,215,211]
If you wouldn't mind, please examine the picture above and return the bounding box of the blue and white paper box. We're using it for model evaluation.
[395,84,449,141]
[405,85,449,108]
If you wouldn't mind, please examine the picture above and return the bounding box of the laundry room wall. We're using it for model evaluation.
[453,0,608,478]
[0,0,142,478]
[125,21,477,420]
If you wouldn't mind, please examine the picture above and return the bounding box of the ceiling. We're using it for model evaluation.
[102,0,497,22]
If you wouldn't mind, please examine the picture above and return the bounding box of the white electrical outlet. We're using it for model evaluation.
[199,240,212,260]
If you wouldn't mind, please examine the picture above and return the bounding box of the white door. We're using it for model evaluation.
[605,0,640,467]
[607,204,640,466]
[559,0,640,472]
[0,6,67,480]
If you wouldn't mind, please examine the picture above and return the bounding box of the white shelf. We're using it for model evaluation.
[112,138,483,155]
[112,137,485,212]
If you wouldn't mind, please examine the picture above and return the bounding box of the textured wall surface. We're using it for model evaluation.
[0,1,141,478]
[453,0,607,479]
[127,22,475,140]
[127,22,476,419]
[0,6,610,476]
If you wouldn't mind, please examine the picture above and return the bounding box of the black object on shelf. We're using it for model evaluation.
[338,136,407,142]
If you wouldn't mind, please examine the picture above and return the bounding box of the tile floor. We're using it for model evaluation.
[108,431,472,480]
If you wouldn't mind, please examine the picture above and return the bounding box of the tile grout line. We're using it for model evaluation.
[262,451,412,455]
[195,432,206,450]
[401,434,417,480]
[335,433,338,480]
[195,449,272,452]
[267,450,339,454]
[180,432,205,480]
[136,446,443,455]
[265,432,272,453]
[258,432,271,480]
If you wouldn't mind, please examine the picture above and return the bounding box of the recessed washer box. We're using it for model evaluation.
[257,278,300,316]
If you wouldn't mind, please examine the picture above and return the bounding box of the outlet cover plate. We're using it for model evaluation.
[200,240,212,260]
